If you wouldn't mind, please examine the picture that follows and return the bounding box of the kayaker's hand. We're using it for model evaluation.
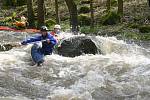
[21,41,27,45]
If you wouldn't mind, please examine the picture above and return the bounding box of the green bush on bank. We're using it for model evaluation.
[80,26,99,34]
[78,6,90,14]
[2,0,26,7]
[45,19,56,28]
[128,23,139,29]
[101,11,120,25]
[111,0,118,6]
[128,24,150,33]
[78,14,91,26]
[121,31,150,40]
[139,25,150,33]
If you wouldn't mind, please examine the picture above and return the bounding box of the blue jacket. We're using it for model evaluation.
[21,32,57,55]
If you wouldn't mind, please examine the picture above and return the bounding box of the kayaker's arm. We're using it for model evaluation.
[21,35,41,45]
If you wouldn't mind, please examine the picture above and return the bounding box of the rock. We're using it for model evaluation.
[55,36,98,57]
[0,44,13,51]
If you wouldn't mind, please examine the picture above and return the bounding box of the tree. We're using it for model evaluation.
[65,0,79,34]
[27,0,35,28]
[90,0,94,28]
[106,0,111,11]
[117,0,123,17]
[37,0,45,28]
[55,0,60,24]
[148,0,150,7]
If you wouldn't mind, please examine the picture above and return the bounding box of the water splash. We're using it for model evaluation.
[0,31,150,100]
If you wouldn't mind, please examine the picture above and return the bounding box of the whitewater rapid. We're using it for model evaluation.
[0,31,150,100]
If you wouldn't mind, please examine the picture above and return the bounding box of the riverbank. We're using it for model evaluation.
[0,0,150,41]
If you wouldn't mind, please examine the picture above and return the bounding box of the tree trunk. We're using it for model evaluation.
[106,0,111,11]
[0,0,2,7]
[55,0,60,24]
[148,0,150,7]
[27,0,35,28]
[117,0,123,17]
[37,0,45,28]
[90,0,94,29]
[65,0,79,34]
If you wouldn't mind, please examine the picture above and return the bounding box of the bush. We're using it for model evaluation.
[133,16,143,22]
[78,14,91,26]
[3,0,15,6]
[16,0,26,6]
[45,19,56,28]
[128,23,140,29]
[0,20,7,26]
[111,0,117,6]
[102,11,120,25]
[140,34,150,40]
[78,6,90,14]
[122,32,139,40]
[139,25,150,33]
[61,15,69,21]
[80,26,99,34]
[80,1,91,4]
[3,0,26,6]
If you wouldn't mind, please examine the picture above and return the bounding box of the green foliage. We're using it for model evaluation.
[111,0,117,6]
[60,21,70,31]
[147,15,150,20]
[61,16,69,21]
[2,0,14,6]
[122,32,150,40]
[16,0,26,6]
[78,6,90,13]
[133,16,143,22]
[80,0,91,4]
[140,34,150,40]
[102,11,120,25]
[128,23,139,29]
[80,26,99,34]
[128,24,150,33]
[0,17,14,26]
[2,0,26,6]
[78,14,91,26]
[122,32,140,40]
[45,19,56,28]
[0,20,7,26]
[12,12,17,18]
[139,25,150,33]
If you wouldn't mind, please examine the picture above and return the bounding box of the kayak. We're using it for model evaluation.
[0,26,15,31]
[0,26,40,33]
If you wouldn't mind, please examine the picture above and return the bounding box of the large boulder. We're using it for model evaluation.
[55,36,99,57]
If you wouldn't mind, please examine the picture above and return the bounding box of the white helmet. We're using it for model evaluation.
[40,26,48,31]
[54,24,61,29]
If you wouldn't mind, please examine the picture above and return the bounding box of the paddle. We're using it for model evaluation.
[0,42,22,51]
[0,39,49,51]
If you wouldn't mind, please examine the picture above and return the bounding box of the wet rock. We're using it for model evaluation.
[0,44,15,51]
[56,36,99,57]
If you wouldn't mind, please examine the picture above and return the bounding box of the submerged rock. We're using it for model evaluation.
[55,36,99,57]
[0,44,14,51]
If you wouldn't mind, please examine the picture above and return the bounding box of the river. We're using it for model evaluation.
[0,31,150,100]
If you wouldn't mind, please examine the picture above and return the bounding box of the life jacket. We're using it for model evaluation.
[50,31,59,42]
[50,31,56,36]
[14,21,26,27]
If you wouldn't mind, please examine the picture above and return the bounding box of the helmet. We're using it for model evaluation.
[40,26,48,31]
[54,25,61,29]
